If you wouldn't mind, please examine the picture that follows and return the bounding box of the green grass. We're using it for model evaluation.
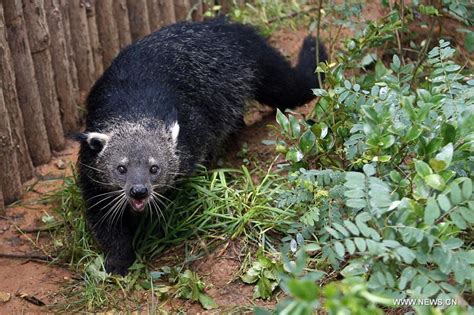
[45,164,295,312]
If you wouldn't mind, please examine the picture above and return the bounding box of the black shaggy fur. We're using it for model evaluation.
[77,19,327,275]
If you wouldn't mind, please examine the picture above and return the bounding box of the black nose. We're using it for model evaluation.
[130,185,148,199]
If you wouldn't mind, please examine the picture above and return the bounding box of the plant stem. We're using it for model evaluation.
[315,0,324,89]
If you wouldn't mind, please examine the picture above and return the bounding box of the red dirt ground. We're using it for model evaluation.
[0,4,392,312]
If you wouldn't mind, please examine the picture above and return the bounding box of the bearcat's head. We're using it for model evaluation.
[76,119,180,214]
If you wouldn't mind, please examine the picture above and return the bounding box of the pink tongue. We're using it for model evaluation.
[131,199,145,211]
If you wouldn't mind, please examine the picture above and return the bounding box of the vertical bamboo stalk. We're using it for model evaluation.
[113,0,132,49]
[96,0,120,68]
[0,82,22,205]
[127,0,150,41]
[68,0,95,93]
[0,4,34,181]
[44,0,79,134]
[84,0,103,79]
[174,0,191,21]
[59,0,79,94]
[23,0,65,151]
[3,0,51,165]
[157,0,176,27]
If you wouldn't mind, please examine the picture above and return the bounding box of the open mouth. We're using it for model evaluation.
[130,198,147,212]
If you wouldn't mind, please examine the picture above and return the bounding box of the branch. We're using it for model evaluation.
[0,252,53,262]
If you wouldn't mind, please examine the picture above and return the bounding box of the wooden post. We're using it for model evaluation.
[113,0,132,49]
[44,0,79,134]
[96,0,120,68]
[219,0,233,14]
[0,76,22,205]
[23,0,65,152]
[174,0,191,21]
[68,0,95,94]
[84,0,103,80]
[147,0,160,31]
[0,4,34,181]
[3,0,51,165]
[127,0,150,41]
[191,0,203,22]
[59,0,79,95]
[157,0,176,27]
[0,186,4,214]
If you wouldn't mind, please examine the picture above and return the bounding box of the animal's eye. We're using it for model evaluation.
[150,165,159,174]
[117,165,127,174]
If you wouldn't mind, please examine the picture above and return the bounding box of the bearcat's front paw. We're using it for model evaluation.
[105,254,135,276]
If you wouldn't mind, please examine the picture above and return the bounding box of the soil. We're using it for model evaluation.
[0,3,394,312]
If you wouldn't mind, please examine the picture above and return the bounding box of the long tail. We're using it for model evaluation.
[254,35,328,110]
[295,36,328,104]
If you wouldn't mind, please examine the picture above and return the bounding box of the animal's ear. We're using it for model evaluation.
[170,122,179,143]
[72,132,110,151]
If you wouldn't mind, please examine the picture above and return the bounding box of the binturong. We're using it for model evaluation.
[75,18,327,275]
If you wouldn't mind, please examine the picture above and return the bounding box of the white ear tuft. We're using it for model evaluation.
[170,122,180,142]
[87,132,110,151]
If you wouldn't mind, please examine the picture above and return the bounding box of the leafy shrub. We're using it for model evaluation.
[270,37,473,313]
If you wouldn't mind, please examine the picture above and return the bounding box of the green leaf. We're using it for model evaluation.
[424,197,441,225]
[341,261,367,277]
[450,212,467,229]
[333,223,349,237]
[405,126,423,142]
[276,109,289,134]
[356,221,371,238]
[299,130,316,154]
[465,31,474,53]
[381,135,395,149]
[391,55,401,71]
[344,80,352,89]
[344,189,365,199]
[429,143,453,172]
[312,88,328,96]
[325,227,341,239]
[286,148,303,163]
[363,164,376,176]
[344,239,356,255]
[356,212,371,222]
[419,4,439,16]
[198,294,218,310]
[304,244,321,252]
[354,237,367,252]
[255,276,276,299]
[311,122,329,139]
[396,247,416,264]
[424,174,446,190]
[462,179,472,200]
[343,220,360,236]
[444,238,463,250]
[287,279,319,302]
[460,207,474,223]
[437,194,451,212]
[414,160,433,177]
[399,267,417,290]
[289,115,301,138]
[346,198,366,209]
[413,175,430,200]
[441,123,456,145]
[450,183,462,204]
[423,283,440,297]
[333,241,345,258]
